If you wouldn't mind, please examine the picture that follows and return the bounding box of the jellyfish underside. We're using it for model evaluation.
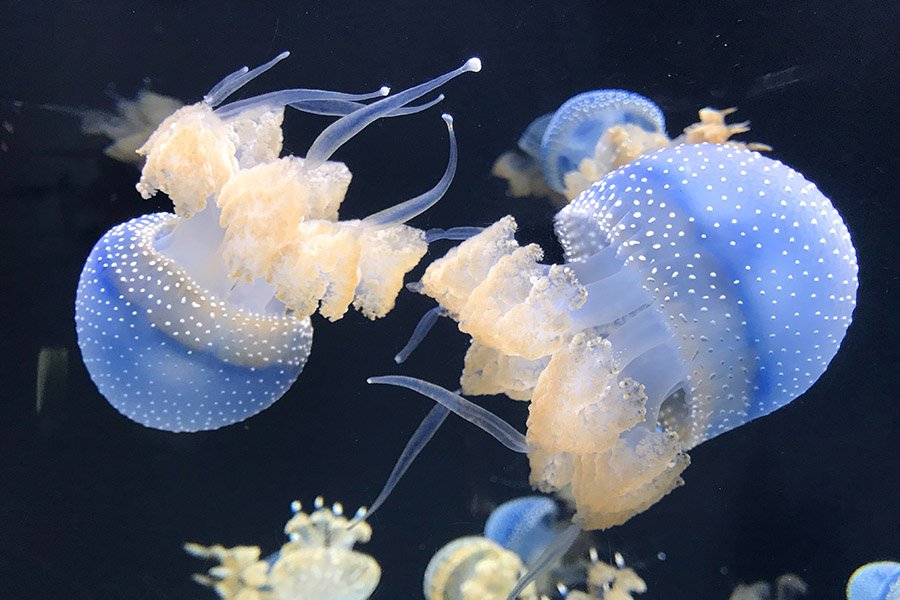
[75,52,481,431]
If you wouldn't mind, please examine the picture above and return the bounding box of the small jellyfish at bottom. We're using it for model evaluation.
[75,52,480,431]
[186,496,379,600]
[424,536,539,600]
[846,562,900,600]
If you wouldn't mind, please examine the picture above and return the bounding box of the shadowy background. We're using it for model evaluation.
[1,1,897,598]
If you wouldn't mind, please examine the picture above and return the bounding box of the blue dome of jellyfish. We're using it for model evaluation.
[533,90,665,193]
[556,142,859,445]
[847,562,900,600]
[484,496,558,566]
[75,212,312,432]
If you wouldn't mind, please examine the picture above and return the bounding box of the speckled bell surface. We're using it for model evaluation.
[75,212,312,432]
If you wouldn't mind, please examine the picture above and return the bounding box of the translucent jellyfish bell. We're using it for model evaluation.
[539,90,665,193]
[75,53,479,431]
[484,496,559,566]
[847,562,900,600]
[423,536,539,600]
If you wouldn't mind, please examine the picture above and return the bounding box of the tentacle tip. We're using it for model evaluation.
[465,57,482,73]
[379,86,391,96]
[276,50,290,60]
[441,113,454,128]
[393,354,405,364]
[366,377,379,384]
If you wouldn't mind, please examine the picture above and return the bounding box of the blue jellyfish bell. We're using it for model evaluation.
[539,90,665,192]
[847,562,900,600]
[484,496,559,566]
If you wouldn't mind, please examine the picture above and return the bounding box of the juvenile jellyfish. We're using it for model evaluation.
[494,89,769,202]
[75,52,480,431]
[370,142,858,532]
[847,562,900,600]
[187,496,380,600]
[424,536,539,600]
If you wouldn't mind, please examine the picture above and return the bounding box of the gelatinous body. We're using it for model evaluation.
[847,562,900,600]
[374,142,858,531]
[424,536,538,600]
[75,54,479,431]
[484,496,558,566]
[75,213,312,432]
[539,90,665,193]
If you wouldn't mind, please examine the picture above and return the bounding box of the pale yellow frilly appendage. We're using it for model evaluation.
[424,536,539,600]
[269,220,427,321]
[136,103,284,218]
[216,156,351,281]
[421,216,586,360]
[585,558,647,600]
[460,341,549,401]
[136,99,428,322]
[492,151,561,200]
[526,334,689,530]
[421,215,520,317]
[79,89,184,164]
[187,498,380,600]
[420,217,688,530]
[562,125,669,200]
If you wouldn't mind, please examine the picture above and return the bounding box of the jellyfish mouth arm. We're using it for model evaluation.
[214,86,391,120]
[504,521,582,600]
[204,51,291,107]
[363,114,457,226]
[286,92,444,118]
[425,226,486,243]
[305,57,480,166]
[367,375,529,453]
[352,403,450,527]
[394,306,446,364]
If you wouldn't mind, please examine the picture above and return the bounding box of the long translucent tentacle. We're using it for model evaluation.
[288,94,444,118]
[367,375,528,453]
[425,226,485,243]
[204,51,291,107]
[364,114,457,225]
[305,57,481,166]
[505,522,582,600]
[394,306,444,364]
[354,403,450,526]
[215,87,390,120]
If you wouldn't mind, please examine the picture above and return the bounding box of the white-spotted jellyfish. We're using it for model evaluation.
[75,52,481,432]
[368,142,858,537]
